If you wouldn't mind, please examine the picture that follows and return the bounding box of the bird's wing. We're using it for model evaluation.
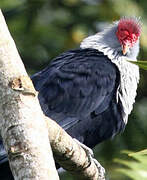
[31,48,119,128]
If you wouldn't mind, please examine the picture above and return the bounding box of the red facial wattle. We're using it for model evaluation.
[117,30,138,45]
[116,18,141,55]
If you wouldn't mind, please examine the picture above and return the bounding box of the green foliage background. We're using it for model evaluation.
[0,0,147,179]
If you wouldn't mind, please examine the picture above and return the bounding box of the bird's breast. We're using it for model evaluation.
[113,58,139,124]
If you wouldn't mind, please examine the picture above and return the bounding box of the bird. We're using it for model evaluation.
[0,17,141,179]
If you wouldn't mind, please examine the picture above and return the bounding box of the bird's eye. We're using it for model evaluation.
[131,33,136,39]
[131,33,138,43]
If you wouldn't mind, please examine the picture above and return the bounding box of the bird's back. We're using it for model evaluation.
[31,48,125,148]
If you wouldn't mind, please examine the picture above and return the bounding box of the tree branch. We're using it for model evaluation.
[0,9,59,180]
[46,117,105,180]
[0,9,105,180]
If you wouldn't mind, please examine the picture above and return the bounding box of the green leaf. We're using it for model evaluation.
[114,149,147,180]
[129,149,147,156]
[116,168,147,180]
[127,60,147,70]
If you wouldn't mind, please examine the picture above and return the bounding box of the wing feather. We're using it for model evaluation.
[31,48,119,127]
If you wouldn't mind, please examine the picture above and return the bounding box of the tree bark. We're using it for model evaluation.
[0,9,59,180]
[46,117,105,180]
[0,9,105,180]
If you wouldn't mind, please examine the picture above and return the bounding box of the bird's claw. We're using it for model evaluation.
[73,138,94,157]
[93,158,105,179]
[73,138,105,180]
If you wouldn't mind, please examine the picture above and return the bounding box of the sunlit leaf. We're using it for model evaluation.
[114,150,147,180]
[127,60,147,70]
[129,149,147,156]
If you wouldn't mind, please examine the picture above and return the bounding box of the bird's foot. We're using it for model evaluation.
[93,159,106,180]
[73,138,105,180]
[73,138,94,157]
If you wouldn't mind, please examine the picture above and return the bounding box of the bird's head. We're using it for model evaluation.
[116,17,141,55]
[80,17,141,60]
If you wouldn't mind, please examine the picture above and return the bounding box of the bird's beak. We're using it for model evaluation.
[122,44,130,55]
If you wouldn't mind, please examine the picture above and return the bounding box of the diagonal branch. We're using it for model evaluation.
[46,117,105,180]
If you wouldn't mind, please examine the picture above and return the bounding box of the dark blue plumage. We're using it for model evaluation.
[0,140,13,180]
[31,48,124,148]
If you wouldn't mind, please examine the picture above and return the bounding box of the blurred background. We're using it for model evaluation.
[0,0,147,179]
